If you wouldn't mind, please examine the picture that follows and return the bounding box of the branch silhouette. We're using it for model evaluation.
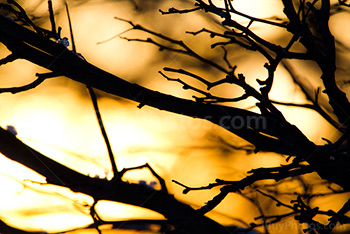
[0,0,350,233]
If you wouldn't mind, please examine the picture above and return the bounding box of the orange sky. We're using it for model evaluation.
[0,0,349,233]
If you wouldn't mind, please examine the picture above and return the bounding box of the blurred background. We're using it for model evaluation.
[0,0,349,233]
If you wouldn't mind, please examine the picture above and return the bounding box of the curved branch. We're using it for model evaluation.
[0,14,299,156]
[1,14,350,192]
[0,72,57,94]
[0,127,229,234]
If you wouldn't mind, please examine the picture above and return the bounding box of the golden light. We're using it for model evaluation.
[0,0,349,233]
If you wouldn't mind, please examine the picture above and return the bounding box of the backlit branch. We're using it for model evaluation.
[0,13,299,157]
[0,53,17,65]
[90,199,103,234]
[158,70,212,97]
[282,0,350,126]
[282,61,343,132]
[0,0,43,35]
[173,163,315,215]
[116,18,289,114]
[65,1,119,176]
[159,70,249,104]
[1,2,350,233]
[119,163,168,194]
[255,190,350,234]
[115,17,229,74]
[0,127,229,233]
[4,13,350,192]
[194,0,283,56]
[159,6,201,15]
[162,66,262,105]
[0,72,58,94]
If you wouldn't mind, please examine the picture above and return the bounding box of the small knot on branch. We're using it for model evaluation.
[172,180,191,194]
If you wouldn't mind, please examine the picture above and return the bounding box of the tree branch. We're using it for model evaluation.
[0,14,300,156]
[0,72,57,94]
[0,12,349,194]
[0,126,229,234]
[283,0,350,126]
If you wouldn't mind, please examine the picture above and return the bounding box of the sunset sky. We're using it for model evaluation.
[0,0,349,233]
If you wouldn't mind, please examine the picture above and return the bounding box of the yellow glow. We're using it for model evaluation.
[0,1,348,233]
[330,12,350,48]
[225,0,285,19]
[211,0,287,41]
[96,200,165,221]
[0,177,93,232]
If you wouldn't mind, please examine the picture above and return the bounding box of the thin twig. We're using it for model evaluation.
[281,61,343,131]
[7,0,44,35]
[0,72,57,94]
[87,86,119,176]
[65,2,119,175]
[90,199,102,234]
[173,163,314,215]
[159,6,201,15]
[119,163,168,193]
[159,71,213,97]
[65,1,76,52]
[96,28,133,45]
[114,17,229,74]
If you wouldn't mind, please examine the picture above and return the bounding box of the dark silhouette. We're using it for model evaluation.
[0,0,349,233]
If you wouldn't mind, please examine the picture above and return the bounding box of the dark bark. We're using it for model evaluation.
[0,127,230,234]
[0,14,349,191]
[1,4,350,233]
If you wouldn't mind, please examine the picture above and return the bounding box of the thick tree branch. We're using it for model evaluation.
[0,13,349,194]
[282,0,350,126]
[0,14,301,156]
[0,127,229,234]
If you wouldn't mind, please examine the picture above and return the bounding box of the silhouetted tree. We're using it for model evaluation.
[0,0,349,233]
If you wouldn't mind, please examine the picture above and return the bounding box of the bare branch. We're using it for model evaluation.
[115,18,229,73]
[159,71,212,97]
[119,163,168,193]
[163,67,212,88]
[224,0,288,28]
[87,86,119,175]
[0,53,18,65]
[283,0,350,126]
[256,189,294,209]
[193,94,249,104]
[0,72,57,94]
[5,0,50,36]
[48,0,57,40]
[281,61,343,132]
[90,199,103,234]
[160,68,250,104]
[221,46,233,69]
[0,127,228,233]
[159,6,201,15]
[173,163,314,214]
[64,2,119,176]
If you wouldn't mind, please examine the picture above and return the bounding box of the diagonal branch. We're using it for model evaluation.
[282,0,350,126]
[1,14,350,192]
[0,72,58,94]
[0,53,18,65]
[173,163,315,215]
[0,14,298,156]
[64,1,119,176]
[115,17,229,74]
[0,126,229,234]
[159,6,201,15]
